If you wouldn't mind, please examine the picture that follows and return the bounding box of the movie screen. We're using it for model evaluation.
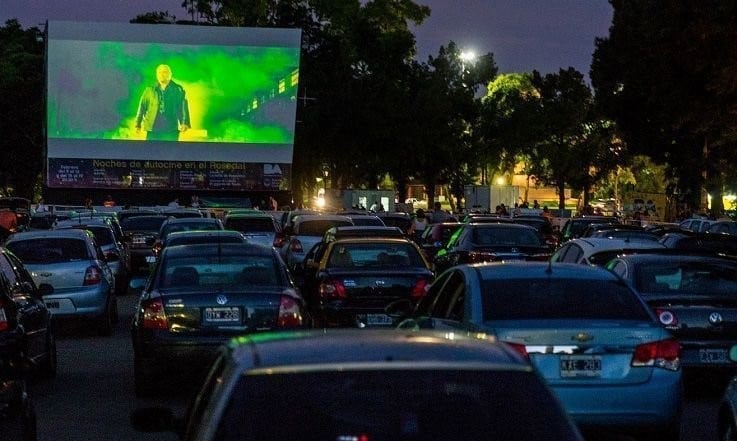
[46,21,300,191]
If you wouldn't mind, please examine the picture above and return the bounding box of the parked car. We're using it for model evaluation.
[131,329,584,441]
[607,253,737,370]
[119,214,169,275]
[160,208,204,219]
[391,262,682,440]
[418,221,462,259]
[342,214,385,227]
[511,215,560,249]
[374,211,413,234]
[152,217,224,258]
[162,230,247,249]
[559,215,620,242]
[311,237,432,327]
[5,229,118,335]
[280,214,353,272]
[708,220,737,235]
[433,223,550,274]
[660,231,737,257]
[222,212,280,248]
[131,243,306,397]
[679,216,716,233]
[55,219,129,295]
[550,237,666,266]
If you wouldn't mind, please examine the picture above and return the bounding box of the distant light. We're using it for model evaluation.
[460,50,477,63]
[495,176,506,186]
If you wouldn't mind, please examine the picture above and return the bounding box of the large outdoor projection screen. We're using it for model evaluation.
[45,21,301,191]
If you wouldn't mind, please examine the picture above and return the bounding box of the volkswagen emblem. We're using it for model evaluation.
[709,312,723,325]
[375,280,386,287]
[216,295,228,305]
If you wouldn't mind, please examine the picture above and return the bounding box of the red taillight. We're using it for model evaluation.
[0,298,8,332]
[632,338,681,371]
[83,266,103,286]
[655,308,678,326]
[141,298,168,329]
[289,238,303,253]
[468,251,496,263]
[411,278,429,300]
[505,342,530,360]
[273,234,287,248]
[277,294,303,328]
[152,241,163,256]
[319,279,346,299]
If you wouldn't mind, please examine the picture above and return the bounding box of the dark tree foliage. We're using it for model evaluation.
[591,0,737,213]
[0,20,44,198]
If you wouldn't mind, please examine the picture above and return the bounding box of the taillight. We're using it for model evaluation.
[631,338,681,371]
[655,308,678,327]
[290,238,303,253]
[83,266,103,285]
[152,241,162,256]
[319,279,346,299]
[273,234,287,248]
[505,342,530,360]
[0,298,8,332]
[277,294,303,328]
[141,298,168,329]
[410,278,429,300]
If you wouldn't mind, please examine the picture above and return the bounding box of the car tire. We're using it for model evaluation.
[134,357,156,397]
[38,329,57,378]
[96,298,114,336]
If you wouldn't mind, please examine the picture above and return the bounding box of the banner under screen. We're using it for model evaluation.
[45,21,300,191]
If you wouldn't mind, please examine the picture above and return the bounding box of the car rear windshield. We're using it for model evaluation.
[327,242,424,268]
[161,222,221,238]
[8,238,90,263]
[66,226,115,246]
[481,278,650,321]
[225,217,276,233]
[120,216,167,232]
[166,235,244,247]
[296,220,353,236]
[635,261,737,295]
[158,254,281,288]
[471,227,543,246]
[216,370,578,441]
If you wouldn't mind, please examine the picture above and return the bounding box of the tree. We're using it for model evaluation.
[0,20,44,198]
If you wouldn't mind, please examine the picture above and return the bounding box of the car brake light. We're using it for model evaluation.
[631,338,681,371]
[83,266,103,285]
[410,278,429,300]
[655,308,678,326]
[319,279,346,299]
[152,241,162,256]
[141,298,168,329]
[505,342,529,360]
[0,298,8,332]
[273,234,287,248]
[290,238,303,253]
[277,294,303,328]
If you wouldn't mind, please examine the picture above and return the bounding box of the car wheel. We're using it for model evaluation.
[96,298,114,336]
[134,357,156,397]
[38,329,57,378]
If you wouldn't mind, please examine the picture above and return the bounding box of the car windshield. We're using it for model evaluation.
[225,217,276,233]
[327,242,424,268]
[158,253,280,289]
[7,238,90,263]
[471,227,543,246]
[161,222,220,238]
[121,216,167,231]
[166,235,244,247]
[635,261,737,295]
[215,370,578,441]
[481,278,650,321]
[296,220,353,236]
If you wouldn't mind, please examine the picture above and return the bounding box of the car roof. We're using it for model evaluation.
[165,230,244,240]
[326,226,404,238]
[609,252,737,265]
[293,214,352,224]
[6,228,93,241]
[565,237,667,252]
[162,217,221,224]
[473,261,623,280]
[226,329,527,372]
[329,237,416,245]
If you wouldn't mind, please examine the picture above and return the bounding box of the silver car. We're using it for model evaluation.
[5,229,118,335]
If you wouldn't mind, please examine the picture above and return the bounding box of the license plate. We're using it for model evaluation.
[203,307,241,324]
[700,349,728,364]
[145,256,157,263]
[365,314,393,326]
[560,355,602,377]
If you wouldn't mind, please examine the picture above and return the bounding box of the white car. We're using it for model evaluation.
[281,214,353,272]
[550,237,666,266]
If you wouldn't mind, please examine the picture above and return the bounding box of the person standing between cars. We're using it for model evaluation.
[409,208,428,243]
[135,64,190,141]
[103,195,115,208]
[430,201,453,223]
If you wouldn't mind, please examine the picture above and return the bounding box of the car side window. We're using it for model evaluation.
[415,271,450,316]
[4,252,35,288]
[561,244,583,263]
[0,252,19,288]
[431,271,465,319]
[608,260,627,278]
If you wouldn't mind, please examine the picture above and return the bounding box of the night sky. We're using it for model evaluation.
[2,0,612,78]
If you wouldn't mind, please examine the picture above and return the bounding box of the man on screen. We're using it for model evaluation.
[135,64,190,141]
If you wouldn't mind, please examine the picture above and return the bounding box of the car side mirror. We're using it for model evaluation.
[37,283,54,297]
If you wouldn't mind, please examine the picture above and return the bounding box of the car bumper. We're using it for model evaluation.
[135,335,224,373]
[42,285,109,319]
[553,369,682,431]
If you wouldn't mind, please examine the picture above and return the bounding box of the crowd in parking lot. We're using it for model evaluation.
[3,196,737,439]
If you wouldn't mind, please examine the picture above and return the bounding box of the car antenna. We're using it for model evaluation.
[546,256,553,274]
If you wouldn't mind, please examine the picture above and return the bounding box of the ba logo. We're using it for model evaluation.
[264,164,282,176]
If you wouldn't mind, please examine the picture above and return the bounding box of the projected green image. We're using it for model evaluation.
[47,40,300,144]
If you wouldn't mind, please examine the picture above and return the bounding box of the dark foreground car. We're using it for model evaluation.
[131,243,307,397]
[131,330,584,441]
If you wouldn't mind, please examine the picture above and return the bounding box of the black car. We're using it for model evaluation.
[119,214,169,275]
[660,230,737,257]
[559,215,620,242]
[607,253,737,371]
[312,237,432,327]
[433,223,550,274]
[131,243,306,397]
